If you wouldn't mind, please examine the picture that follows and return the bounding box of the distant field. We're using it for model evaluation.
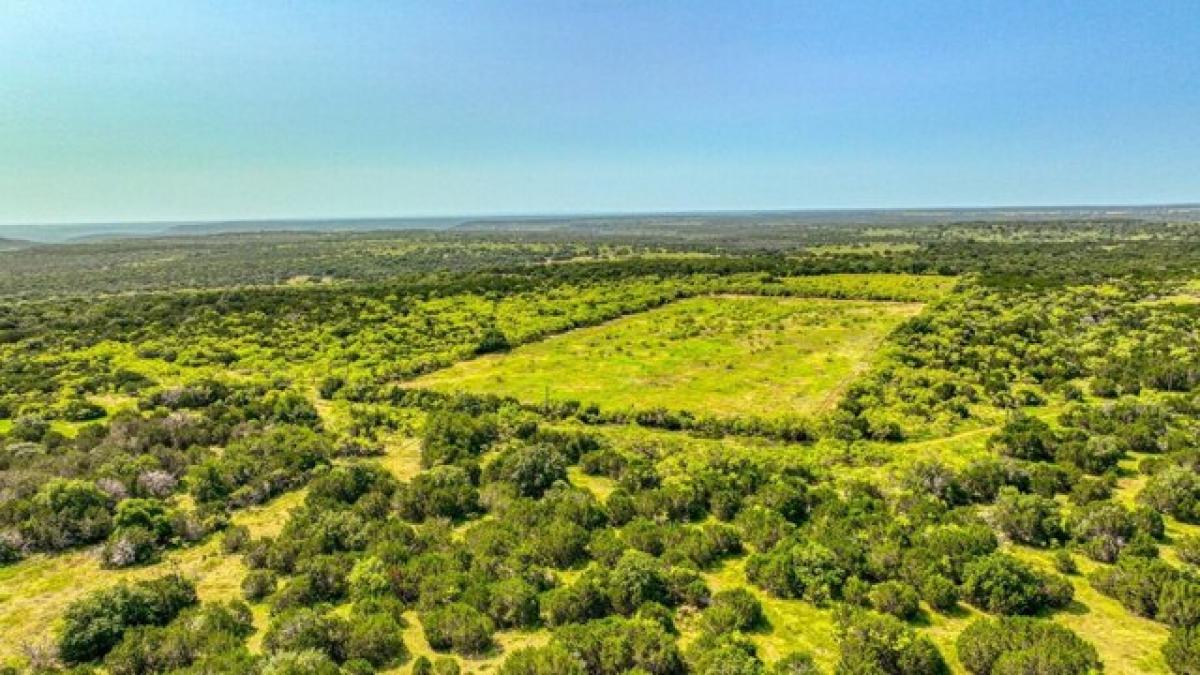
[410,295,923,419]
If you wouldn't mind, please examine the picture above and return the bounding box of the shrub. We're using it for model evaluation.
[922,575,959,612]
[770,651,821,674]
[988,414,1056,462]
[259,649,341,675]
[1177,534,1200,566]
[956,616,1098,675]
[745,539,846,604]
[394,466,479,522]
[262,608,350,662]
[1070,500,1137,563]
[1054,550,1078,575]
[499,643,587,675]
[1140,466,1200,523]
[222,524,251,554]
[100,526,159,568]
[345,612,408,667]
[1164,626,1200,675]
[961,554,1070,615]
[869,581,921,621]
[688,632,765,675]
[834,609,947,674]
[421,603,495,655]
[701,589,765,633]
[58,574,198,663]
[421,411,497,468]
[485,444,568,499]
[487,578,540,629]
[992,488,1063,547]
[542,575,610,626]
[553,616,685,675]
[608,549,669,615]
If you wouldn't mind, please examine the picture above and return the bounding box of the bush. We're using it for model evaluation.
[1164,626,1200,675]
[488,578,540,629]
[542,574,609,626]
[260,649,341,675]
[992,488,1063,547]
[499,643,587,675]
[988,414,1056,462]
[688,632,765,675]
[961,554,1070,615]
[421,411,497,468]
[607,550,669,615]
[345,612,408,667]
[395,465,479,522]
[553,616,685,675]
[771,651,821,674]
[834,609,947,674]
[1089,555,1187,621]
[922,575,959,612]
[745,539,846,604]
[1177,534,1200,566]
[1070,500,1138,563]
[1140,466,1200,523]
[485,444,567,499]
[263,608,350,662]
[701,589,765,634]
[100,526,159,568]
[1054,550,1078,575]
[58,574,198,663]
[421,603,495,655]
[869,581,921,621]
[956,616,1099,675]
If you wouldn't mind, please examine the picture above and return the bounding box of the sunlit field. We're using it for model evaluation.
[411,295,923,420]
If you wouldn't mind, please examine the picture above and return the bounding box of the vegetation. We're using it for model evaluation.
[2,222,1200,673]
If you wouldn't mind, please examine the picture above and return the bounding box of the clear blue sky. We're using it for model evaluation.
[2,1,1198,224]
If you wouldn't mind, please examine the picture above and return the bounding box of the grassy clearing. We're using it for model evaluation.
[413,296,922,420]
[0,489,305,665]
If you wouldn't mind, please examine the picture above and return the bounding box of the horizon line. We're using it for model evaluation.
[4,200,1200,229]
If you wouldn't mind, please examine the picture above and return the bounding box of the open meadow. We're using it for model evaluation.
[411,295,923,421]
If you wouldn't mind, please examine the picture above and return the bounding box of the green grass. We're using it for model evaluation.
[412,295,923,420]
[697,558,840,671]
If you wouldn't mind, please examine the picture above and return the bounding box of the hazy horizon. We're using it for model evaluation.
[3,1,1199,223]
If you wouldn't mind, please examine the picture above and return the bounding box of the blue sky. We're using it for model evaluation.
[2,1,1198,224]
